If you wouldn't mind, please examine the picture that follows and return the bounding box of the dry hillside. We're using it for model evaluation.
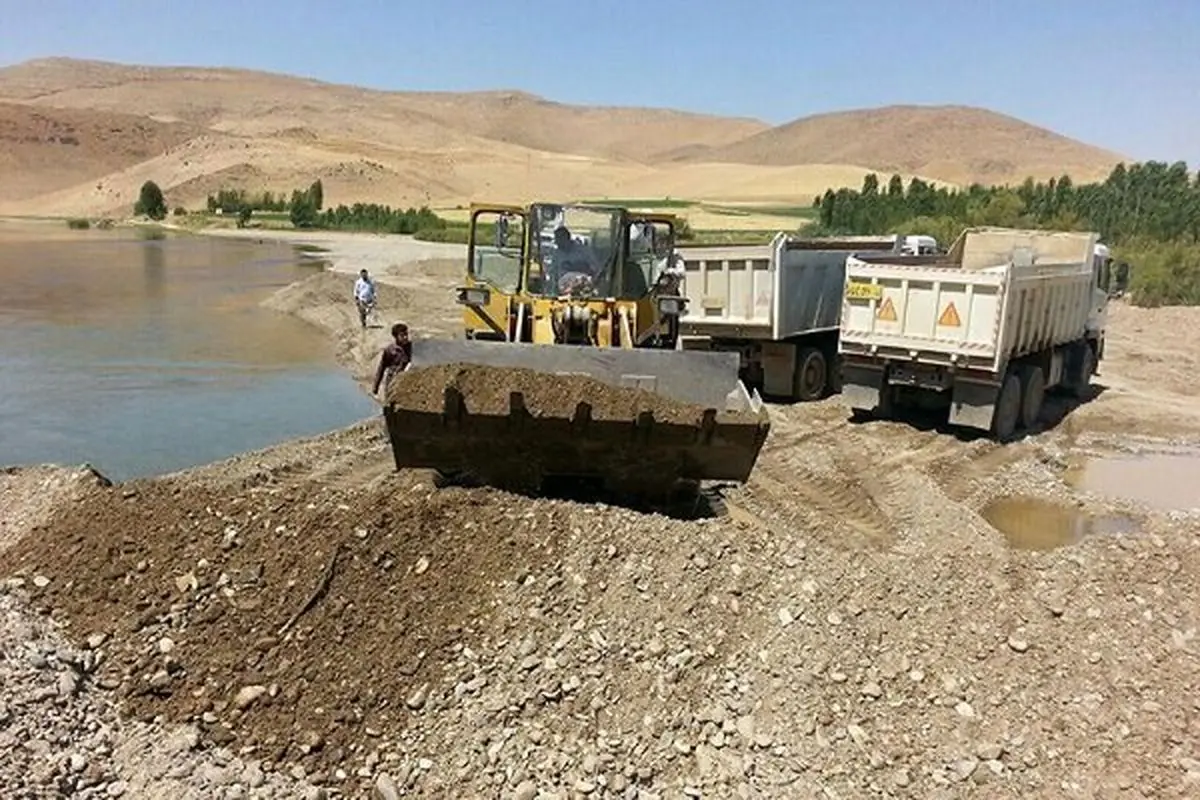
[685,104,1124,186]
[0,58,1125,217]
[0,102,198,202]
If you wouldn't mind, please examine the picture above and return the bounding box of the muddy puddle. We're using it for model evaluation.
[981,496,1139,551]
[1065,448,1200,511]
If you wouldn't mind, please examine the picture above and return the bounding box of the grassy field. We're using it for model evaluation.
[29,195,814,246]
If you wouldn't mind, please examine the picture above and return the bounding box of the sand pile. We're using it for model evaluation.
[385,363,734,424]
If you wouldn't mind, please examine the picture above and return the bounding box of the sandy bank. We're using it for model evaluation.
[200,227,465,277]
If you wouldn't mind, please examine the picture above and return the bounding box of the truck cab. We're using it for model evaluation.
[901,235,939,256]
[1089,242,1114,361]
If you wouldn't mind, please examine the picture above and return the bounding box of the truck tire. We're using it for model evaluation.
[1068,344,1095,399]
[1018,365,1045,430]
[793,346,827,401]
[991,371,1022,442]
[876,383,896,420]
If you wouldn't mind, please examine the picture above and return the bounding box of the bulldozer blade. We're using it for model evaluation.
[382,338,771,494]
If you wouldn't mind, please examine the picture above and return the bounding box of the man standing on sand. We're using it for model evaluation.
[354,269,377,329]
[372,322,412,400]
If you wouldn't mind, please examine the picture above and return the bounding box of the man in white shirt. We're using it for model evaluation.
[353,269,377,329]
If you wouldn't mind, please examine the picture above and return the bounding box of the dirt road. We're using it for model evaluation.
[2,233,1199,799]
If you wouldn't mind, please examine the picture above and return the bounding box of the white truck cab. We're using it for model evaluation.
[1089,242,1113,360]
[900,235,939,255]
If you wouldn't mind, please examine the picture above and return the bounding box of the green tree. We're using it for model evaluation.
[309,179,324,211]
[134,181,167,221]
[289,189,318,228]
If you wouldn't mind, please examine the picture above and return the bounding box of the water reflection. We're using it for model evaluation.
[143,237,166,300]
[1065,448,1200,512]
[981,496,1139,551]
[0,221,378,480]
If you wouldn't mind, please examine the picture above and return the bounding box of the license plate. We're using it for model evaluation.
[846,281,882,300]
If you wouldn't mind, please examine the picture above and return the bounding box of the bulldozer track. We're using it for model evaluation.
[748,461,893,549]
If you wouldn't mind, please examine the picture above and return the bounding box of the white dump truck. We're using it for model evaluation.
[676,233,934,401]
[837,226,1114,440]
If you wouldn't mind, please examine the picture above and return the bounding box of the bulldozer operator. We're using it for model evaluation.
[549,225,601,295]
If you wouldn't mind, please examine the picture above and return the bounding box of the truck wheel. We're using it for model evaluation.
[1069,345,1095,399]
[827,354,843,394]
[991,371,1022,442]
[876,384,896,420]
[1018,365,1045,430]
[793,347,827,401]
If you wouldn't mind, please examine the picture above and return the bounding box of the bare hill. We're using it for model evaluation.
[686,104,1125,186]
[0,58,1126,217]
[0,102,197,203]
[0,58,767,162]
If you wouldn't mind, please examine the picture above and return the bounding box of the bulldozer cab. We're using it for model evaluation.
[461,202,683,346]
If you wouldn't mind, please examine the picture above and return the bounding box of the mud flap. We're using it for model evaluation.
[948,380,1000,432]
[839,361,884,412]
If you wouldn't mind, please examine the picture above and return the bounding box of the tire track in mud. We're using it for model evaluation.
[743,400,1039,551]
[738,404,901,549]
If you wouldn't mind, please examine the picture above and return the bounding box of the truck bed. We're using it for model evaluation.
[678,233,902,341]
[838,228,1100,376]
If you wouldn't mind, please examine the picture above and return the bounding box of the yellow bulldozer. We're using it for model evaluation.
[381,201,770,498]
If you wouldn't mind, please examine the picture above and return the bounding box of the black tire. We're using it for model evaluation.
[991,371,1022,442]
[1069,345,1096,399]
[793,346,827,401]
[876,383,896,420]
[827,354,843,394]
[1018,365,1046,430]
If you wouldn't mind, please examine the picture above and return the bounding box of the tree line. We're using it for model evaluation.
[205,188,292,214]
[810,161,1200,306]
[197,179,449,235]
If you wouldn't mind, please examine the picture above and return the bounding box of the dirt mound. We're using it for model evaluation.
[386,363,730,424]
[0,465,112,551]
[0,474,572,782]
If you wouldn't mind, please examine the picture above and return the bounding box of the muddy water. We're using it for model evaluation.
[0,222,378,480]
[981,496,1139,551]
[1065,448,1200,511]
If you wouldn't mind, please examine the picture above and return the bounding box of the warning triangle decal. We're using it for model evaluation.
[937,302,961,327]
[876,297,897,322]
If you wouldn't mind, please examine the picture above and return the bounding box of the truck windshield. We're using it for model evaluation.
[528,205,621,297]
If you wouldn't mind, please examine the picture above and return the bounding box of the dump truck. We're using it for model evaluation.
[837,226,1113,440]
[380,202,771,497]
[674,233,935,401]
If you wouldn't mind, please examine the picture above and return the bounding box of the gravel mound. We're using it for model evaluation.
[384,363,739,424]
[1,466,327,799]
[3,435,1199,798]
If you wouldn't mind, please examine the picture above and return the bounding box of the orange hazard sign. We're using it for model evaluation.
[876,296,897,322]
[937,301,961,327]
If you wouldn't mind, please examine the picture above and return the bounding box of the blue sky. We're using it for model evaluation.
[2,0,1198,168]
